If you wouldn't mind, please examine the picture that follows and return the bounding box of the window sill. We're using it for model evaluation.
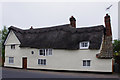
[82,66,91,68]
[38,64,46,66]
[9,63,14,64]
[80,48,89,50]
[80,47,89,49]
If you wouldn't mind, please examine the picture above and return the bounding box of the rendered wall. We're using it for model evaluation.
[4,30,112,72]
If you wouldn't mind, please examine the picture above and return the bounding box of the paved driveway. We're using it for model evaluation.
[2,67,120,78]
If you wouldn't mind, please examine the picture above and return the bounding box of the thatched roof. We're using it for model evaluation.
[8,24,105,50]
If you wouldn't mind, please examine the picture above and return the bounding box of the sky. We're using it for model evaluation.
[0,0,119,40]
[119,1,120,40]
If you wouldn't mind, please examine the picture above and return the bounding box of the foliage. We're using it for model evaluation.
[113,40,120,56]
[1,26,8,66]
[0,30,2,49]
[2,26,8,43]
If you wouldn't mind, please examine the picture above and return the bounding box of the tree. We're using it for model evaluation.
[113,40,120,56]
[0,30,2,56]
[113,40,120,73]
[0,30,2,48]
[1,26,8,66]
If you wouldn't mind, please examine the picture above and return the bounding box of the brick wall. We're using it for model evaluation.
[96,35,113,59]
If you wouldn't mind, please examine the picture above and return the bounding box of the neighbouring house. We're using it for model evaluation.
[3,14,113,72]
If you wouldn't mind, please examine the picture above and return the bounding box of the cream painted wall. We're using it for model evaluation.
[4,30,20,45]
[4,30,112,72]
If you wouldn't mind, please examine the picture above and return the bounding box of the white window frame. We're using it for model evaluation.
[9,57,14,64]
[39,49,45,56]
[38,59,46,65]
[48,49,52,55]
[82,60,91,67]
[39,49,52,56]
[46,49,52,56]
[11,44,15,49]
[80,41,89,49]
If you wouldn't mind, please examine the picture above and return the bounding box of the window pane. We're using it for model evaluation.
[40,50,43,55]
[9,58,10,63]
[84,43,88,47]
[44,59,46,65]
[43,49,45,56]
[41,59,44,65]
[81,43,84,47]
[11,58,13,63]
[40,49,45,56]
[12,59,13,63]
[11,45,15,49]
[9,57,14,63]
[83,43,85,47]
[49,49,52,55]
[83,60,86,66]
[46,49,48,56]
[38,59,46,65]
[38,59,40,64]
[87,60,90,66]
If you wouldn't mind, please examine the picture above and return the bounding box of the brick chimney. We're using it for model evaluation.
[96,14,113,59]
[69,16,76,28]
[104,14,112,36]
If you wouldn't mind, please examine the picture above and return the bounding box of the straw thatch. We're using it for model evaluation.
[8,24,105,50]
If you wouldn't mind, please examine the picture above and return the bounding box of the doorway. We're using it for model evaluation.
[22,57,27,69]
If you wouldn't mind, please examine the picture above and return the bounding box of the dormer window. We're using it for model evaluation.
[11,44,15,49]
[80,41,89,49]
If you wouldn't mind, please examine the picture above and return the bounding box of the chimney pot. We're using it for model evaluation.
[104,14,112,36]
[69,16,76,28]
[30,26,33,29]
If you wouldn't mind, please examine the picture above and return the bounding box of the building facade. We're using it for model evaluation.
[4,14,113,72]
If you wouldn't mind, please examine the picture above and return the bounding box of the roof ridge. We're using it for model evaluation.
[77,25,104,29]
[7,24,104,50]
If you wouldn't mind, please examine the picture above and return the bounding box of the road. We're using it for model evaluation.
[2,67,120,78]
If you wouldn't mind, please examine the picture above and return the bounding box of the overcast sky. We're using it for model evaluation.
[0,0,118,40]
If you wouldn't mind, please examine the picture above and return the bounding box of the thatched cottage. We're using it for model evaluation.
[3,14,113,72]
